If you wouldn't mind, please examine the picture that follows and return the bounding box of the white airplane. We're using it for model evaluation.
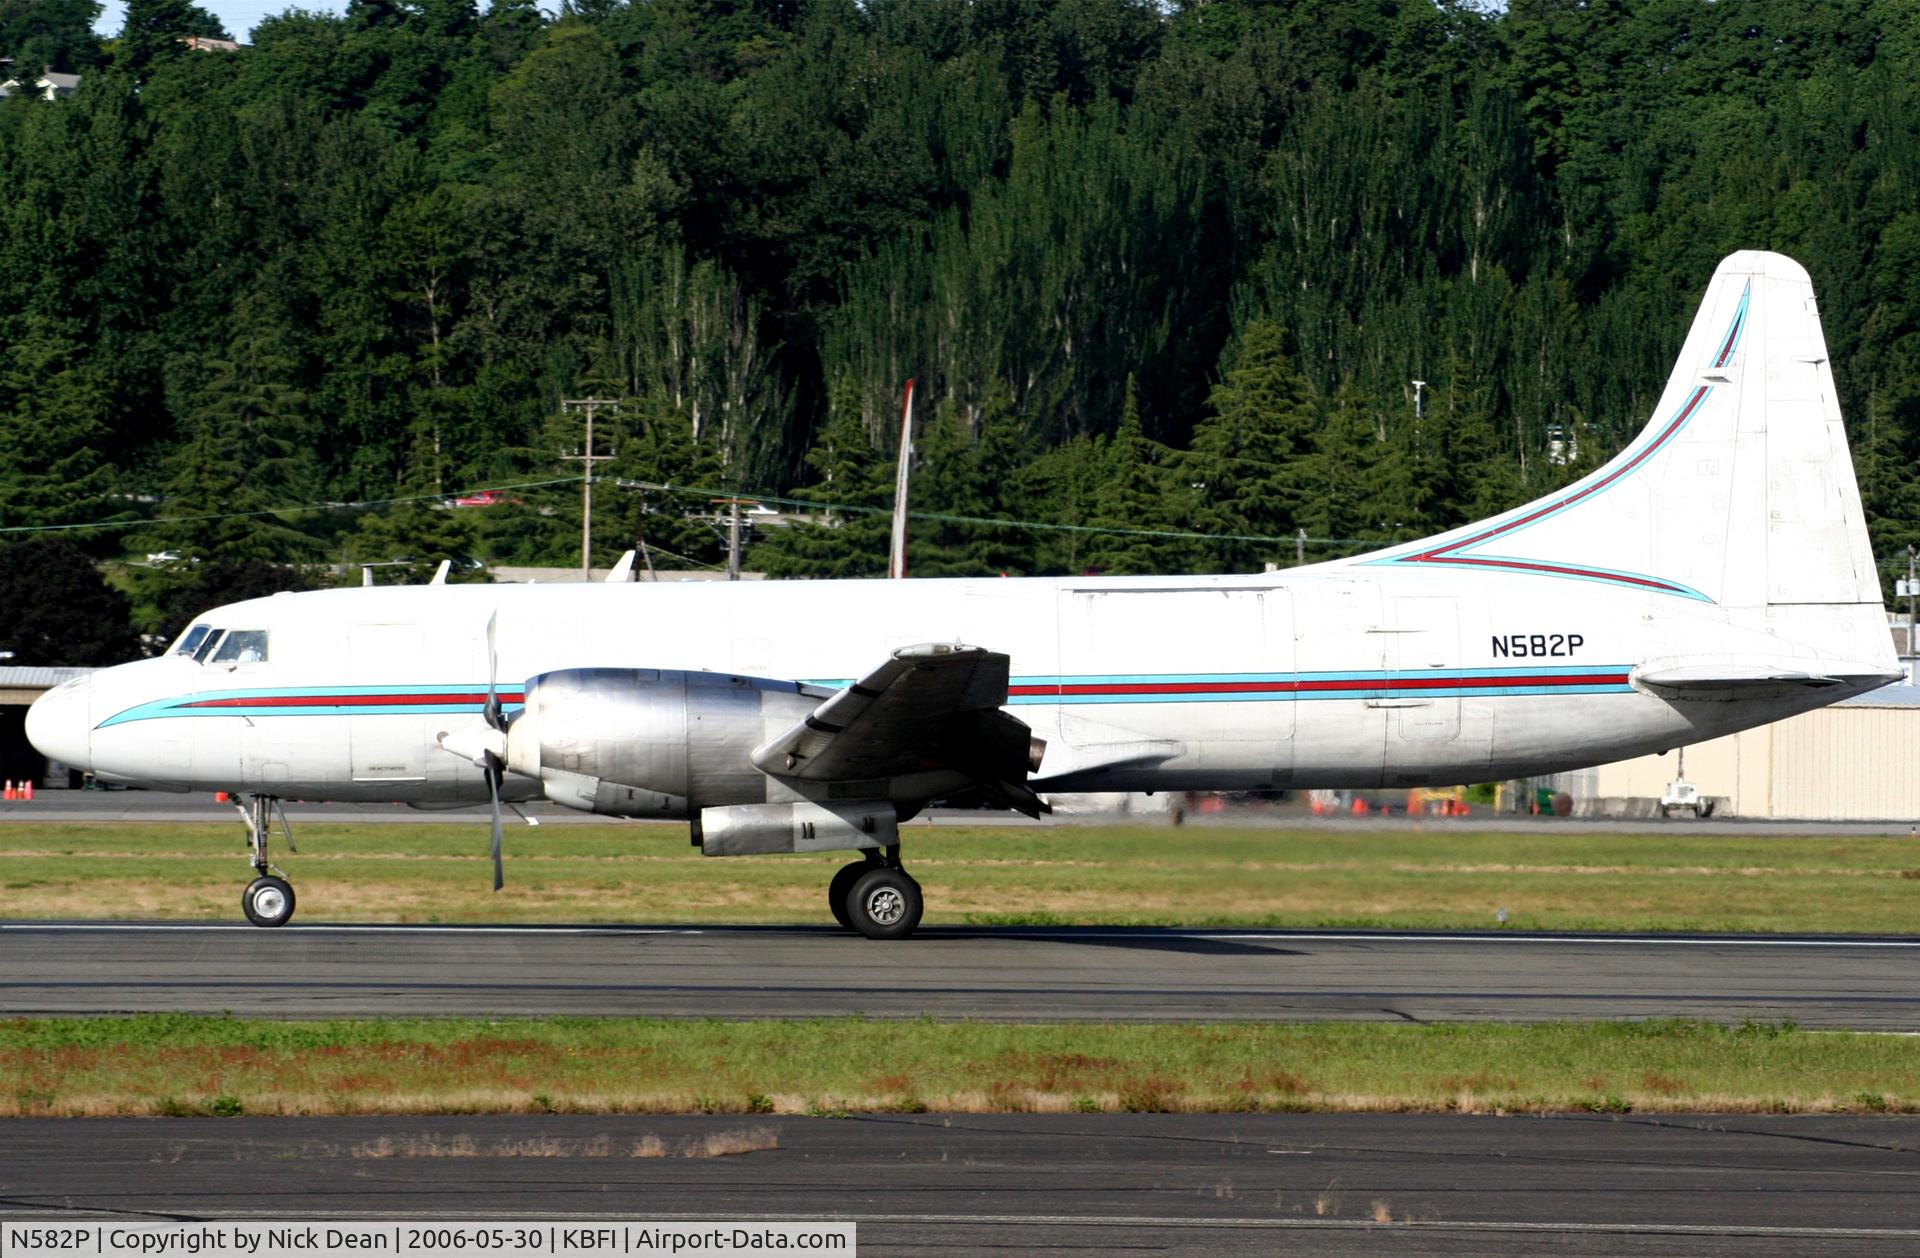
[26,251,1900,937]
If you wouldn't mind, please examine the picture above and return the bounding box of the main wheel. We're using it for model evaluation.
[827,859,871,930]
[242,875,295,928]
[846,866,923,941]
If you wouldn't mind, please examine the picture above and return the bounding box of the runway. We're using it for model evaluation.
[5,922,1920,1027]
[4,1113,1920,1255]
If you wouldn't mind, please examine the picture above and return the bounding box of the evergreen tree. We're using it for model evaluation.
[1433,344,1524,527]
[0,0,103,73]
[117,0,223,76]
[607,393,728,573]
[904,407,986,577]
[1304,381,1391,558]
[1024,431,1107,576]
[1186,324,1320,571]
[1855,388,1920,599]
[0,537,140,665]
[1083,377,1199,575]
[0,316,117,532]
[0,0,1910,584]
[143,296,313,563]
[753,373,892,578]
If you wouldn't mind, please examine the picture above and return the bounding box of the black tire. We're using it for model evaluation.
[827,860,869,930]
[846,866,923,941]
[242,875,295,928]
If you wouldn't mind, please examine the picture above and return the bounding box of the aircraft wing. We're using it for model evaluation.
[751,643,1047,815]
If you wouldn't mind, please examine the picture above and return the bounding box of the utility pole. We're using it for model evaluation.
[710,498,754,581]
[560,399,619,581]
[634,489,655,581]
[1908,544,1917,665]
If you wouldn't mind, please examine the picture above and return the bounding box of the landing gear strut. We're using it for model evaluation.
[828,846,922,940]
[236,794,296,927]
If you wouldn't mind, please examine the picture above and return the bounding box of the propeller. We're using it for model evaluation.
[437,612,512,891]
[482,611,506,891]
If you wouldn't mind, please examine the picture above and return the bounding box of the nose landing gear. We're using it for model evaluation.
[236,794,297,927]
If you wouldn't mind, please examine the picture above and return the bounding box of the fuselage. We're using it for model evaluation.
[27,564,1893,805]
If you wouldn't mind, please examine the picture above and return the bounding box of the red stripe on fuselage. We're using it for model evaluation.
[1008,673,1627,697]
[178,692,527,710]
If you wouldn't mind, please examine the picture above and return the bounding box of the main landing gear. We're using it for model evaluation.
[236,794,297,927]
[827,847,923,940]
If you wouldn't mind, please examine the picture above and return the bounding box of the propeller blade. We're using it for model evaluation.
[486,752,504,892]
[484,610,504,731]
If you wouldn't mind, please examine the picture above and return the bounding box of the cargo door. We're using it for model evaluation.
[1386,596,1461,742]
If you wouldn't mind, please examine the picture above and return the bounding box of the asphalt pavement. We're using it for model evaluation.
[4,1113,1918,1255]
[5,921,1919,1027]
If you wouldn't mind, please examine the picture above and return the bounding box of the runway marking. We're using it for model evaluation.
[4,1207,1916,1239]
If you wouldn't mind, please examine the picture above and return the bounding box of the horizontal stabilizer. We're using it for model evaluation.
[1633,658,1903,701]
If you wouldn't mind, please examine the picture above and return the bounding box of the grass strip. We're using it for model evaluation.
[6,1014,1917,1118]
[6,822,1920,932]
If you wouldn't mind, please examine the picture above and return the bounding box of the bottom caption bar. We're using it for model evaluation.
[4,1224,856,1258]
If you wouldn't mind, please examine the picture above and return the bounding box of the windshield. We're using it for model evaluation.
[193,631,226,664]
[211,630,269,664]
[172,624,212,656]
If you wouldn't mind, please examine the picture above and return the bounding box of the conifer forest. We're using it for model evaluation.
[5,0,1920,655]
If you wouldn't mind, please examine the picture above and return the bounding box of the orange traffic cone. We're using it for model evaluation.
[2,781,14,801]
[21,779,32,801]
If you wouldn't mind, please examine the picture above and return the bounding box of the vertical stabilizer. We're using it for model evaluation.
[1361,252,1881,612]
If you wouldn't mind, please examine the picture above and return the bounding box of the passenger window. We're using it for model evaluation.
[193,631,226,663]
[212,630,269,664]
[173,624,212,656]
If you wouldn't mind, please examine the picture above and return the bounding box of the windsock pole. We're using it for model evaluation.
[888,379,915,579]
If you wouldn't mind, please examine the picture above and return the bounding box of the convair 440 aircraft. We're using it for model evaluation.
[26,252,1901,937]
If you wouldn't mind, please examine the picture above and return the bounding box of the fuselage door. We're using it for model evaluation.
[1388,596,1461,742]
[1055,587,1294,783]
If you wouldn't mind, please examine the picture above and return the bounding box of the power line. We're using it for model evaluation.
[612,479,1383,548]
[0,477,588,537]
[12,468,1916,575]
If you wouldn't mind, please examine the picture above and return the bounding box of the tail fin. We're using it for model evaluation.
[1362,251,1881,611]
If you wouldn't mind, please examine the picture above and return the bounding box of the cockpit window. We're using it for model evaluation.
[211,630,269,664]
[193,631,226,664]
[172,624,212,656]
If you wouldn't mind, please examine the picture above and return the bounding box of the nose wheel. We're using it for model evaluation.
[829,849,922,940]
[242,875,296,927]
[236,794,298,928]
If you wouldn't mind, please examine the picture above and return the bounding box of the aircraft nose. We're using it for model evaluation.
[25,676,92,771]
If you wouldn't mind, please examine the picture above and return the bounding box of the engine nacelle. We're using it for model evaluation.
[698,800,898,856]
[505,667,825,818]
